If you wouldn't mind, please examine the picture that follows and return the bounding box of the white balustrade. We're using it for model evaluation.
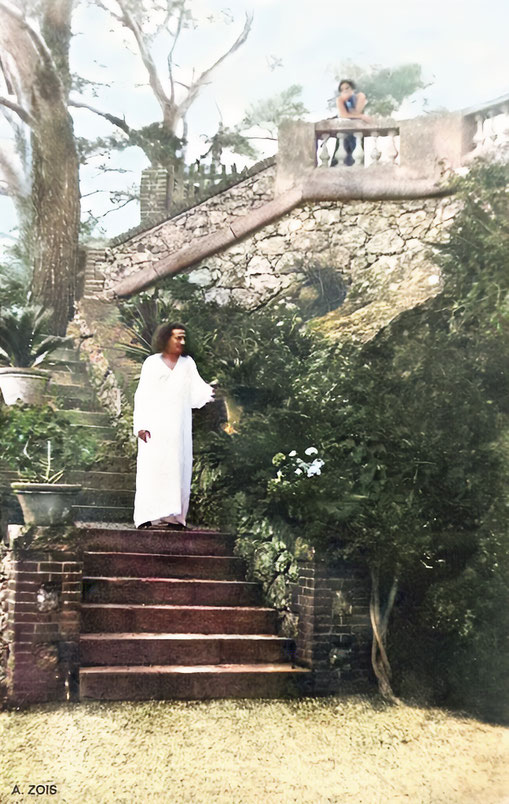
[315,126,400,168]
[465,101,509,162]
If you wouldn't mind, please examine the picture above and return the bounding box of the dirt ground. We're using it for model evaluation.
[0,695,508,803]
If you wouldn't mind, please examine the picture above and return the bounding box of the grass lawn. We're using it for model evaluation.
[1,695,508,803]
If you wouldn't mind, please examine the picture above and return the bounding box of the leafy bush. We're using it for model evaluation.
[0,403,100,480]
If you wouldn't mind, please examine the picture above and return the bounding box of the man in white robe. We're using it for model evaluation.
[133,324,214,528]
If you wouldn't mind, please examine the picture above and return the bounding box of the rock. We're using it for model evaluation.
[367,231,405,255]
[187,267,213,287]
[204,287,231,305]
[247,255,272,274]
[256,236,288,256]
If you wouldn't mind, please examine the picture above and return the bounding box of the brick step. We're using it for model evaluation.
[83,577,261,605]
[81,604,277,634]
[67,472,135,490]
[79,663,310,701]
[83,552,246,579]
[72,505,133,523]
[80,633,292,666]
[78,527,234,556]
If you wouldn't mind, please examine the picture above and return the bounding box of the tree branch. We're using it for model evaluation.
[68,96,131,134]
[0,94,35,126]
[115,0,172,122]
[167,2,186,105]
[174,12,252,123]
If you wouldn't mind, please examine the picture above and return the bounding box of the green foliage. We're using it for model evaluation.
[242,84,309,136]
[0,263,30,310]
[201,123,258,162]
[80,125,185,170]
[333,62,429,116]
[0,403,100,481]
[0,305,71,367]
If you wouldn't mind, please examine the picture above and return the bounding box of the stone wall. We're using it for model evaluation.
[3,526,83,704]
[98,164,276,294]
[181,195,460,340]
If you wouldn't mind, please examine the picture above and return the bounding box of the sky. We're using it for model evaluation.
[1,0,509,242]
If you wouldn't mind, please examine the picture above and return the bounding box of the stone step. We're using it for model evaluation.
[68,472,136,491]
[78,527,234,556]
[82,577,261,605]
[49,381,97,400]
[80,633,293,666]
[73,505,133,523]
[77,488,134,507]
[49,348,84,364]
[95,457,136,473]
[63,410,112,426]
[83,552,246,580]
[69,423,116,439]
[79,663,310,701]
[50,394,99,412]
[81,603,277,634]
[50,368,89,386]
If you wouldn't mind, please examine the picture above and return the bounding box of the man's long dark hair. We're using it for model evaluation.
[151,322,191,356]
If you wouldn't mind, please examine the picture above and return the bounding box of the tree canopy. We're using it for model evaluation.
[333,61,430,116]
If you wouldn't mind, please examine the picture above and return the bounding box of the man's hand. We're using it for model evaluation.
[138,430,151,442]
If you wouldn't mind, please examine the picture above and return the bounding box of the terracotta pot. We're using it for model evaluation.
[11,483,82,525]
[0,367,50,405]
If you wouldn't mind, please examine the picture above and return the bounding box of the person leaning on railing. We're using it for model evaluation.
[332,79,371,166]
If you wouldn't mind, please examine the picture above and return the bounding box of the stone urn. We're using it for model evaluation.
[0,367,50,406]
[11,482,82,526]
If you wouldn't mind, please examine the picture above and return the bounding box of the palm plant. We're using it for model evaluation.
[0,305,71,367]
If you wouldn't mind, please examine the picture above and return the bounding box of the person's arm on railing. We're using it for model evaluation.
[336,90,371,122]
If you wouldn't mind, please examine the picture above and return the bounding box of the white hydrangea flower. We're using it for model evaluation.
[306,459,324,477]
[288,450,297,457]
[304,447,318,456]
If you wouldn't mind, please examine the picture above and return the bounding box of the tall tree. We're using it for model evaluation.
[73,1,252,168]
[0,0,80,335]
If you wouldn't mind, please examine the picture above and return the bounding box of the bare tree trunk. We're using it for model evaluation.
[369,566,400,703]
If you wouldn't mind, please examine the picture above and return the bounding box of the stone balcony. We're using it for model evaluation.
[275,93,509,197]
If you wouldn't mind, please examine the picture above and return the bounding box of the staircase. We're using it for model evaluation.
[79,525,310,700]
[50,348,135,523]
[2,347,135,524]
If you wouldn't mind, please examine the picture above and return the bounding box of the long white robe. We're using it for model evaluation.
[133,353,213,527]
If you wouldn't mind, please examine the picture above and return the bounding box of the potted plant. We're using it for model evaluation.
[1,403,99,525]
[0,305,72,405]
[11,440,83,526]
